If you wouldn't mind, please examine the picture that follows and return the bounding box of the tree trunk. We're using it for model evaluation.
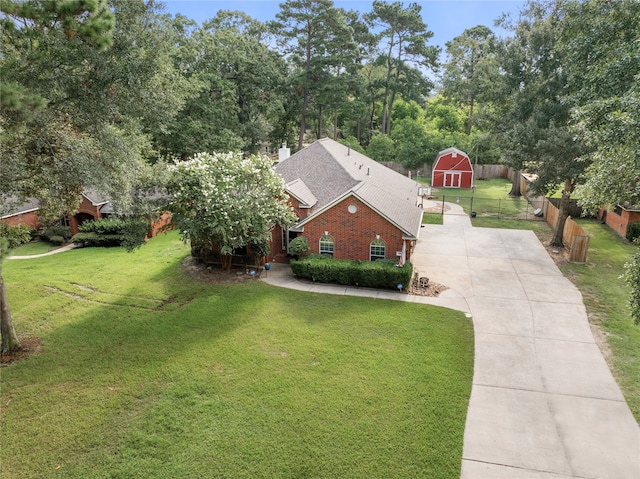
[550,179,574,248]
[466,95,474,136]
[221,254,233,271]
[508,170,522,197]
[1,269,20,354]
[298,86,308,150]
[317,103,322,139]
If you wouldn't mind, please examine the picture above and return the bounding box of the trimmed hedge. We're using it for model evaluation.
[71,232,124,247]
[290,255,413,290]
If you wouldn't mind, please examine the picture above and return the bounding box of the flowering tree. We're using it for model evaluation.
[167,152,297,270]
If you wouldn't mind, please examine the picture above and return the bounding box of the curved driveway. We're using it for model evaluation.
[412,205,640,479]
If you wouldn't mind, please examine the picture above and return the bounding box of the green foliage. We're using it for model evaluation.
[73,217,147,249]
[0,223,33,250]
[367,135,396,162]
[40,225,71,242]
[390,117,429,168]
[336,136,366,154]
[249,240,270,258]
[626,223,640,244]
[71,232,123,247]
[79,218,127,235]
[287,236,310,257]
[625,244,640,326]
[290,256,413,290]
[167,151,297,258]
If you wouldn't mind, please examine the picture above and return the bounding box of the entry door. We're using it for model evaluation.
[444,172,461,187]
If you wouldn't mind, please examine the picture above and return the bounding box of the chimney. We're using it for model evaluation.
[278,142,290,162]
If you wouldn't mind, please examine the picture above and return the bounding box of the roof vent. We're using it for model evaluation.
[367,167,370,176]
[347,145,351,156]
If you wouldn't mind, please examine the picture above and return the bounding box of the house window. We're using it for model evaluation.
[282,227,287,251]
[319,235,334,257]
[370,239,386,261]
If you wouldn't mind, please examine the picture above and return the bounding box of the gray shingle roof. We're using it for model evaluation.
[0,197,40,218]
[276,138,422,238]
[285,179,317,208]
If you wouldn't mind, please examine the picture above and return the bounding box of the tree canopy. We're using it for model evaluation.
[166,152,297,270]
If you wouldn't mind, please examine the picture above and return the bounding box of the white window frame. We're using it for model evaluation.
[319,235,334,257]
[370,239,386,261]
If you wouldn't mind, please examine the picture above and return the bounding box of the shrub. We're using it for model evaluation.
[0,223,33,249]
[290,256,413,290]
[40,225,71,241]
[79,218,127,235]
[71,232,123,247]
[49,235,65,245]
[626,222,640,243]
[288,236,310,258]
[73,218,147,249]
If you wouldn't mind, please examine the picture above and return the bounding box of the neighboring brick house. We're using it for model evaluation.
[1,198,41,229]
[1,191,170,237]
[268,138,423,264]
[598,204,640,239]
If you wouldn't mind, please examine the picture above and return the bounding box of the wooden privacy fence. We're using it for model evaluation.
[543,198,590,263]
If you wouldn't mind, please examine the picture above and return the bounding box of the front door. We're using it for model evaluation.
[444,172,461,187]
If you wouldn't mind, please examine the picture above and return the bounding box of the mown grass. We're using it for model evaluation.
[10,240,61,256]
[1,231,474,479]
[561,219,640,421]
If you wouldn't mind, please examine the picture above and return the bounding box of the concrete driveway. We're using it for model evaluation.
[412,204,640,478]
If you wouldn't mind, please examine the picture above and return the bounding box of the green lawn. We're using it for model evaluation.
[10,240,62,256]
[561,219,640,421]
[1,231,474,479]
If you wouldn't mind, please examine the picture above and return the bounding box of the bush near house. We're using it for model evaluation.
[626,222,640,243]
[40,225,72,245]
[71,218,128,247]
[291,255,413,290]
[0,223,33,249]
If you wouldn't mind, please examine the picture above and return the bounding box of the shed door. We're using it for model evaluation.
[444,172,461,188]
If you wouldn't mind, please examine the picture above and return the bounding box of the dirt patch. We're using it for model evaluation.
[408,280,448,297]
[544,244,570,267]
[1,337,43,366]
[423,203,450,214]
[181,256,261,284]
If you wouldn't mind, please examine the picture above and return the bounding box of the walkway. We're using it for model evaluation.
[7,243,76,260]
[263,202,640,479]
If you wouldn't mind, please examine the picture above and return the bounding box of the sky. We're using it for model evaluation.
[161,0,527,53]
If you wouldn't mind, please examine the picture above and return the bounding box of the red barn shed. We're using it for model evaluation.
[431,147,474,188]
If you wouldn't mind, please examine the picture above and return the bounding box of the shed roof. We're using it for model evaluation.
[436,147,469,160]
[276,138,422,238]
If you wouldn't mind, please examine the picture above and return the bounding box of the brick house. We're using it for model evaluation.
[1,198,41,229]
[268,138,423,264]
[1,191,170,237]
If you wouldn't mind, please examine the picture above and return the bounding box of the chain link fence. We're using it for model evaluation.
[423,194,547,221]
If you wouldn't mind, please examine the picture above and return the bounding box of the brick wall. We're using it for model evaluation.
[2,210,41,230]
